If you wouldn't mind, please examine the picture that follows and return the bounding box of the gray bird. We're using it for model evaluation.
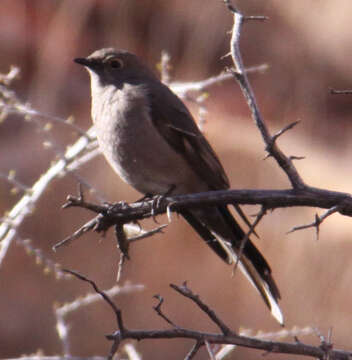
[74,48,283,325]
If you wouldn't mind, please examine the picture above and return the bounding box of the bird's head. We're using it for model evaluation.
[74,48,156,88]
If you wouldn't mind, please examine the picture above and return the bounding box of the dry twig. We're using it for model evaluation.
[66,270,352,360]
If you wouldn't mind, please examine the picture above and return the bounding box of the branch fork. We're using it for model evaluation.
[66,269,351,360]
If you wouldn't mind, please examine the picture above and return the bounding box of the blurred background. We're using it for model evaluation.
[1,0,352,359]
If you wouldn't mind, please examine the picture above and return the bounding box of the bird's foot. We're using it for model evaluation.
[150,185,176,222]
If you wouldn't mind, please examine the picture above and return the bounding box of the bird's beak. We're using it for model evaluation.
[74,57,99,70]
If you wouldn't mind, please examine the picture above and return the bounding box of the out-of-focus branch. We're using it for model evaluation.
[55,281,144,355]
[0,125,98,267]
[170,64,268,98]
[330,88,352,95]
[0,66,103,266]
[1,357,106,360]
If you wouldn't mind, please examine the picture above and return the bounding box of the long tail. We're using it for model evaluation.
[181,205,284,325]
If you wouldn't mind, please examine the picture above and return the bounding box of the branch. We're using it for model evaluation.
[55,280,144,355]
[329,88,352,95]
[224,2,305,190]
[170,282,232,336]
[56,185,352,249]
[0,126,98,267]
[153,294,179,328]
[170,65,268,98]
[68,271,352,360]
[287,205,341,239]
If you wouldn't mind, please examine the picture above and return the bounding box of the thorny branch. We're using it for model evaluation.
[222,0,352,236]
[287,205,342,239]
[170,282,232,336]
[68,270,352,360]
[225,1,305,190]
[54,186,352,250]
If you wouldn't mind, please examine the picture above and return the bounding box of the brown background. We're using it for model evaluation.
[1,1,352,359]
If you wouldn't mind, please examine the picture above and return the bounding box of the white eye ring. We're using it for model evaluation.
[107,58,124,69]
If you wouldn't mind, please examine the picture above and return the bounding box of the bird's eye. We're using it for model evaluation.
[107,58,123,69]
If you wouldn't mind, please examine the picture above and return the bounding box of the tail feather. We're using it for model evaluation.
[239,254,284,325]
[181,206,284,325]
[181,209,229,261]
[218,205,281,301]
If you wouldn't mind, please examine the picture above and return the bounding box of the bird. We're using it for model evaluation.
[74,48,283,325]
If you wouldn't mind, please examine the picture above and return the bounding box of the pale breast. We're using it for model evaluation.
[91,82,205,195]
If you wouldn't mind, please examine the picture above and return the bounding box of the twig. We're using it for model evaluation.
[116,251,125,283]
[128,224,168,242]
[153,295,179,328]
[69,275,351,360]
[52,215,103,251]
[185,341,203,360]
[62,268,125,360]
[15,237,69,280]
[205,340,216,360]
[271,120,301,143]
[124,343,142,360]
[225,2,305,190]
[170,282,232,336]
[0,65,20,85]
[232,206,266,275]
[55,282,144,355]
[239,325,315,341]
[0,171,30,193]
[170,63,268,99]
[287,205,341,239]
[62,269,126,330]
[215,344,236,360]
[160,50,171,85]
[329,88,352,95]
[232,203,259,238]
[0,126,97,267]
[115,223,130,260]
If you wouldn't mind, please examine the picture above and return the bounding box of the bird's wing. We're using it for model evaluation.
[149,82,229,190]
[148,81,283,325]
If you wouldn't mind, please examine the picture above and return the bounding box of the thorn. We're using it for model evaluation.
[243,15,269,21]
[290,155,305,161]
